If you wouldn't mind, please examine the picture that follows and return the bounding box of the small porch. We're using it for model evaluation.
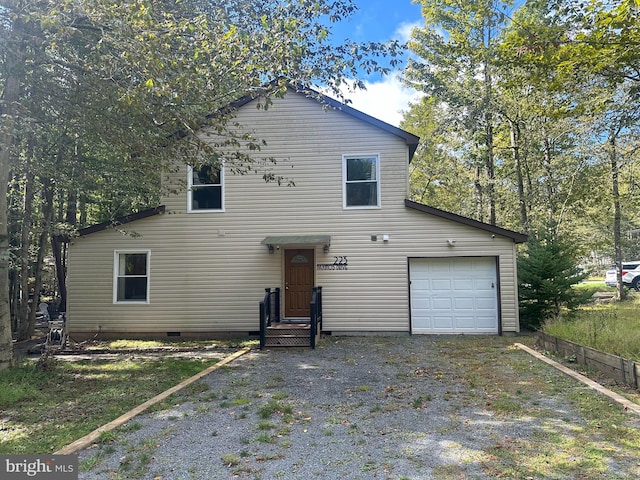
[259,287,323,349]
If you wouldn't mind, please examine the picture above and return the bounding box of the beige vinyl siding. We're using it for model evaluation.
[67,92,520,337]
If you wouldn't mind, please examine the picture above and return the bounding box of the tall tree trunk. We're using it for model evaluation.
[609,131,625,300]
[51,236,67,313]
[52,186,78,313]
[29,184,54,332]
[0,122,17,369]
[509,118,528,232]
[485,119,496,225]
[482,12,496,226]
[79,195,87,226]
[474,163,483,222]
[543,136,555,221]
[0,14,25,369]
[16,168,34,341]
[9,270,18,333]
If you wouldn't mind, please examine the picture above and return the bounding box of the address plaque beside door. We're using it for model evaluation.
[317,256,348,271]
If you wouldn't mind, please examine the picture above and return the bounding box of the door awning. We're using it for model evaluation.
[261,235,331,248]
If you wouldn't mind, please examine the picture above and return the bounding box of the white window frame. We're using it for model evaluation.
[342,154,381,209]
[187,164,225,213]
[113,250,151,304]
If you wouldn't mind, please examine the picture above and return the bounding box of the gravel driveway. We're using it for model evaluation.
[77,335,640,479]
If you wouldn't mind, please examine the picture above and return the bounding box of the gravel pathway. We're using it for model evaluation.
[77,335,640,479]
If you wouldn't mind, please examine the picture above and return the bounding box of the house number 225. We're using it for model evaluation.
[333,256,348,265]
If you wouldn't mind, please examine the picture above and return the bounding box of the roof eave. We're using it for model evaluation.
[77,205,166,237]
[405,199,528,244]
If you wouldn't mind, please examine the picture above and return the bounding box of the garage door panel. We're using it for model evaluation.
[433,298,453,309]
[475,316,498,330]
[452,278,472,290]
[454,297,475,309]
[432,280,452,291]
[412,298,431,309]
[411,278,431,289]
[455,316,476,329]
[433,316,454,329]
[431,261,451,272]
[410,257,498,334]
[476,297,496,309]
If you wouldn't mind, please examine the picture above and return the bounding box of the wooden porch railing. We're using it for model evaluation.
[259,286,323,349]
[310,286,323,349]
[259,287,280,350]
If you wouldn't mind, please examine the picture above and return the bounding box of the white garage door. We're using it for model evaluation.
[410,257,498,334]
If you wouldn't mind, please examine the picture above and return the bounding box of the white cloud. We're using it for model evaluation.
[394,20,421,43]
[337,74,422,127]
[336,20,424,127]
[321,19,425,128]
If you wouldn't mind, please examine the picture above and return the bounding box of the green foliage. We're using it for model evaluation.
[404,0,640,272]
[518,229,590,329]
[406,0,514,225]
[402,97,478,217]
[543,299,640,361]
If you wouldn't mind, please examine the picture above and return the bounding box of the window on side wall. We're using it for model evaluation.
[114,251,150,303]
[343,155,380,208]
[188,164,224,212]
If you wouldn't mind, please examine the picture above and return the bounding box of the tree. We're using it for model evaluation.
[518,228,589,330]
[0,0,402,369]
[401,97,478,215]
[502,0,640,292]
[553,0,640,296]
[405,0,514,225]
[403,0,640,272]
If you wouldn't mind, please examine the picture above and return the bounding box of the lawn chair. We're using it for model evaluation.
[45,314,66,351]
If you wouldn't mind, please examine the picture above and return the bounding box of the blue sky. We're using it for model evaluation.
[331,0,422,43]
[326,0,424,126]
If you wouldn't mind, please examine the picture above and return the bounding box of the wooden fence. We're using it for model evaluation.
[537,332,639,390]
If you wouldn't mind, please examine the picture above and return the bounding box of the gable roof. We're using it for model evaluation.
[77,206,166,237]
[224,85,421,160]
[405,199,528,244]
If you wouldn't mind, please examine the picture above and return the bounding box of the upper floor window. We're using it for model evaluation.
[188,164,224,212]
[114,251,150,303]
[343,155,380,208]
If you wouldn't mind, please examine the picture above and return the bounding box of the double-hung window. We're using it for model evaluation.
[114,251,150,303]
[343,154,380,208]
[188,164,224,212]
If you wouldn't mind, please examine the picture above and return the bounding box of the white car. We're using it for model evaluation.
[622,265,640,290]
[606,261,640,287]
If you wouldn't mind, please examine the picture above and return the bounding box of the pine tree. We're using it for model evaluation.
[517,228,589,329]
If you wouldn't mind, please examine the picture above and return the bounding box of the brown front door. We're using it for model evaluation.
[285,249,315,318]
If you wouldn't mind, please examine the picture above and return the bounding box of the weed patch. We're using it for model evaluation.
[544,297,640,361]
[0,356,218,454]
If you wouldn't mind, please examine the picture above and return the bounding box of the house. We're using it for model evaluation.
[66,86,527,342]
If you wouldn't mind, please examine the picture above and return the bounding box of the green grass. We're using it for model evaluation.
[257,400,293,419]
[542,295,640,361]
[572,279,613,294]
[0,356,218,454]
